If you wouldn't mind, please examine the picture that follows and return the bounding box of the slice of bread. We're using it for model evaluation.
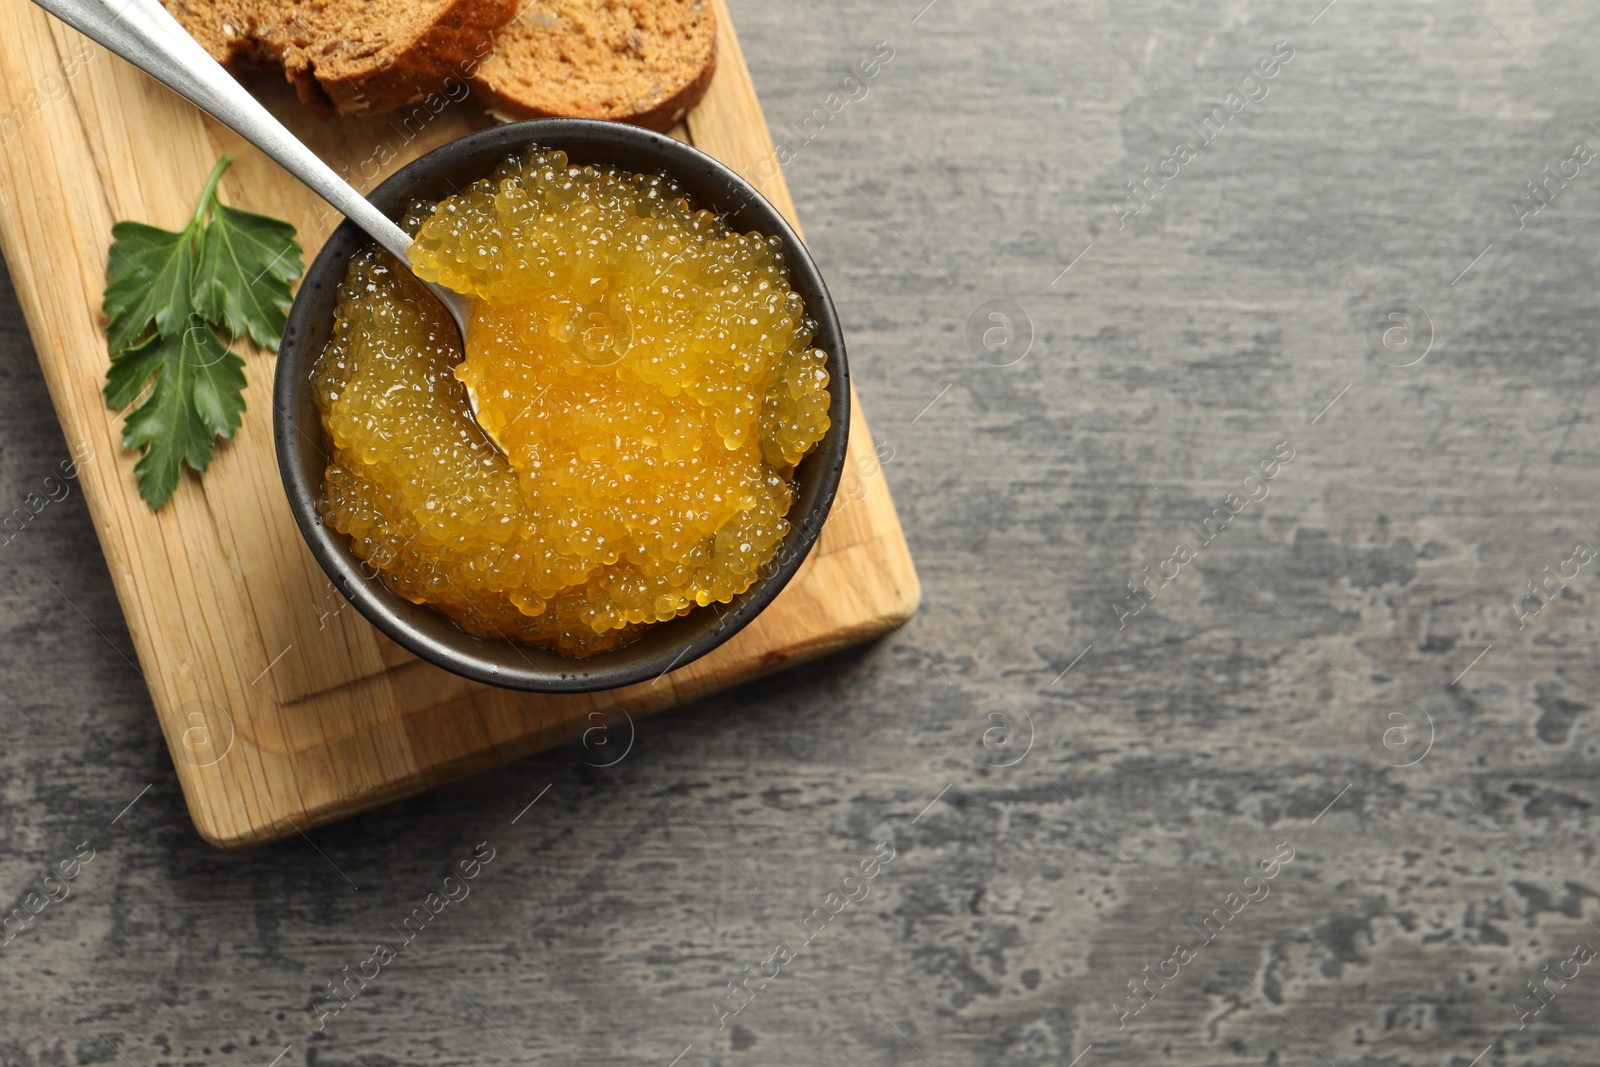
[162,0,517,116]
[472,0,717,132]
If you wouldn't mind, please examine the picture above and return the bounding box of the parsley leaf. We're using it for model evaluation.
[111,315,246,510]
[100,155,303,510]
[102,219,198,353]
[195,202,302,350]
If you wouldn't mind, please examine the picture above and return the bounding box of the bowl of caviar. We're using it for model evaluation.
[275,120,850,693]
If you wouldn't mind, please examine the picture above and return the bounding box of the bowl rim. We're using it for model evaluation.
[273,118,850,694]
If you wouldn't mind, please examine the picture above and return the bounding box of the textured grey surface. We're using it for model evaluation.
[4,0,1600,1064]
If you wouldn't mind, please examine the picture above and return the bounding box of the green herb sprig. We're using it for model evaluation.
[101,155,303,510]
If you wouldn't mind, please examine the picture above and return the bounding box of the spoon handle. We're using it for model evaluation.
[32,0,414,263]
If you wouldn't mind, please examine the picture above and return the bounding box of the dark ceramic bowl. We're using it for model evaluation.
[274,120,849,693]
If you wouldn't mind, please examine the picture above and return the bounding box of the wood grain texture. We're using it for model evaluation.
[7,0,1600,1064]
[0,0,918,849]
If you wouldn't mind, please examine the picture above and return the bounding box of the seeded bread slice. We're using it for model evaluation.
[472,0,717,133]
[161,0,518,116]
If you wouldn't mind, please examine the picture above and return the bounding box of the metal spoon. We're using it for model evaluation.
[33,0,479,384]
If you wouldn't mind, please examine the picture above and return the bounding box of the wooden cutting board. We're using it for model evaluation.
[0,0,919,848]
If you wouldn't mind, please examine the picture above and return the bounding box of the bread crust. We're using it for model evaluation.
[473,46,715,132]
[162,0,517,116]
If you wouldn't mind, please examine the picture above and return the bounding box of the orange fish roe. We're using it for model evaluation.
[312,148,831,656]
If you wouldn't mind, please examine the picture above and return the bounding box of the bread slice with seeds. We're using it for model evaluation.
[161,0,517,116]
[472,0,717,132]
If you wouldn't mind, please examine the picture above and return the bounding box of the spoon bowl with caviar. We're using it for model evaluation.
[37,0,851,692]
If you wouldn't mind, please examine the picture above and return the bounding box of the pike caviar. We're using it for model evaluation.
[312,148,831,656]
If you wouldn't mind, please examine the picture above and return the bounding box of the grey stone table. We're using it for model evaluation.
[3,1,1598,1064]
